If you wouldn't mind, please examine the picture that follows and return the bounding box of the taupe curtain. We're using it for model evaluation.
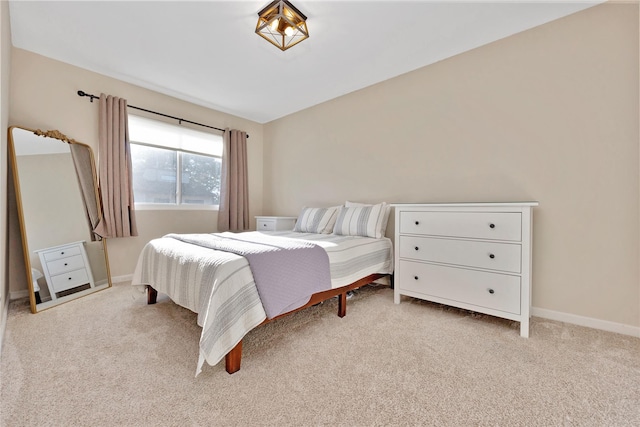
[69,144,101,241]
[217,129,249,232]
[94,93,138,238]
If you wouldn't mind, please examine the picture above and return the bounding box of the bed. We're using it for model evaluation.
[131,203,394,375]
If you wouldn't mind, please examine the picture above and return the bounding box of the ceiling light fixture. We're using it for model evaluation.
[255,0,309,51]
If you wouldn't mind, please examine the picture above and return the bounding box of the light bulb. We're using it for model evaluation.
[284,26,294,36]
[270,18,279,31]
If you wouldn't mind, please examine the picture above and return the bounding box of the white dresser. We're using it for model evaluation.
[255,216,297,231]
[392,203,537,337]
[35,241,95,300]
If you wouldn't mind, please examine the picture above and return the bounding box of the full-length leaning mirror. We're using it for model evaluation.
[9,126,111,313]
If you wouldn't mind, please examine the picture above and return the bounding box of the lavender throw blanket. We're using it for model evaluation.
[165,232,331,319]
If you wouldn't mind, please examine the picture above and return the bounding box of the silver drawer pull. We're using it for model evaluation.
[489,254,495,259]
[488,288,495,294]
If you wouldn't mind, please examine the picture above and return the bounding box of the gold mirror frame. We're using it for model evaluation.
[8,126,112,313]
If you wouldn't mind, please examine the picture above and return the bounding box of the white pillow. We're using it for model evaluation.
[333,202,390,238]
[346,201,391,236]
[292,206,339,234]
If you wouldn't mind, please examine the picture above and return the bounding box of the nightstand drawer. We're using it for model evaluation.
[43,245,82,262]
[399,211,521,241]
[46,255,86,276]
[399,260,521,315]
[257,219,277,231]
[399,236,521,273]
[255,216,296,231]
[50,268,90,292]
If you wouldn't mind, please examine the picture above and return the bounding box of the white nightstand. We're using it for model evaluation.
[34,241,95,300]
[255,216,297,231]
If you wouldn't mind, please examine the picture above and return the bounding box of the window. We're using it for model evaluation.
[128,115,223,209]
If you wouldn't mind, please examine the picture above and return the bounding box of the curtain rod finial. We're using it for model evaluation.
[77,90,96,102]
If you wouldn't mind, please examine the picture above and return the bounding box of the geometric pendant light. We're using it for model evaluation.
[255,0,309,51]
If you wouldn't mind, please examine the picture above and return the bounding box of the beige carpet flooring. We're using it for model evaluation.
[1,282,639,426]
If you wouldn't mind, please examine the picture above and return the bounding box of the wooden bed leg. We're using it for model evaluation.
[338,292,347,318]
[147,286,158,305]
[225,341,242,374]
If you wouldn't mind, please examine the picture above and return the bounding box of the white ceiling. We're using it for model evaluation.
[8,0,603,124]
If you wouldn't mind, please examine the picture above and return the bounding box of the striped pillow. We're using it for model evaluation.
[333,202,389,238]
[345,201,391,236]
[293,206,339,234]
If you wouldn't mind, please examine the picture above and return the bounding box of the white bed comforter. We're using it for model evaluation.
[131,231,393,375]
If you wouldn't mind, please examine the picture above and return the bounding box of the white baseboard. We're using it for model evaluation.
[9,289,29,300]
[9,274,133,299]
[111,274,133,284]
[9,276,639,338]
[0,295,9,355]
[105,274,640,338]
[532,306,640,338]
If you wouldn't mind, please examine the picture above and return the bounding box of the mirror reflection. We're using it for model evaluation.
[9,126,111,312]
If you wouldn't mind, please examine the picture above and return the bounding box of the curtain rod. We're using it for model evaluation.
[76,90,248,138]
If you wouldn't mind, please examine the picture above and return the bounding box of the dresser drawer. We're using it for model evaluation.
[43,245,82,262]
[399,211,521,241]
[46,255,86,276]
[398,260,521,314]
[50,268,90,292]
[398,236,521,273]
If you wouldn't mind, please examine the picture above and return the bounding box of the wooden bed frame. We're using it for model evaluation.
[146,272,388,374]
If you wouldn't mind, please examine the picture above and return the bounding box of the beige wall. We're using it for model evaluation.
[15,153,93,277]
[4,3,638,331]
[9,48,265,284]
[17,154,89,250]
[1,0,11,342]
[264,3,640,328]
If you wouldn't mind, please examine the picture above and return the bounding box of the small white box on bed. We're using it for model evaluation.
[255,216,297,231]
